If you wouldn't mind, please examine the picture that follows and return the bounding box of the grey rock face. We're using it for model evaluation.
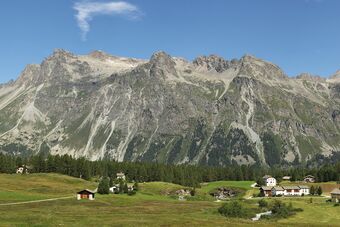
[0,49,339,167]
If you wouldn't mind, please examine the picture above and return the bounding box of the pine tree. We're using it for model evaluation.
[109,177,114,187]
[119,180,124,194]
[133,182,139,191]
[123,183,129,194]
[98,177,110,194]
[317,186,323,196]
[310,185,315,195]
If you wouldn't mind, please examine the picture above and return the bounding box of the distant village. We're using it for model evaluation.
[259,175,313,197]
[14,164,340,203]
[258,174,340,203]
[76,172,137,200]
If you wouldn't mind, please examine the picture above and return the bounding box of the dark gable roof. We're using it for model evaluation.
[260,186,273,191]
[77,189,95,194]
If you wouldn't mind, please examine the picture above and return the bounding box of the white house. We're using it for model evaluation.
[272,186,285,196]
[261,185,310,197]
[116,172,126,181]
[16,166,29,174]
[282,176,291,181]
[109,183,134,193]
[304,175,316,183]
[263,175,277,187]
[298,185,310,195]
[16,167,25,174]
[282,186,301,196]
[109,186,118,193]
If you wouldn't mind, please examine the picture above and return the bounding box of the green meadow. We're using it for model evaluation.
[0,174,339,226]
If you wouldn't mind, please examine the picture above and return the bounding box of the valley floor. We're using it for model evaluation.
[0,174,339,226]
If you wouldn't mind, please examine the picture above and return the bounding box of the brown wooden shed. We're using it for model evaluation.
[77,189,95,200]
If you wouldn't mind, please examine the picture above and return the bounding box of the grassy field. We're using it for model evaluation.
[0,174,339,226]
[0,173,96,203]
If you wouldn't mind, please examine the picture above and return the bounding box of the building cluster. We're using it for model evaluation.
[260,175,310,197]
[77,172,135,200]
[16,165,31,174]
[109,172,135,193]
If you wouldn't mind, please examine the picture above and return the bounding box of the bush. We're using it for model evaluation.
[127,190,136,196]
[334,203,340,207]
[270,200,302,219]
[258,199,268,208]
[218,201,250,218]
[190,188,196,196]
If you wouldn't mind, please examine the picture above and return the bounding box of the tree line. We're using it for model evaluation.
[0,153,340,187]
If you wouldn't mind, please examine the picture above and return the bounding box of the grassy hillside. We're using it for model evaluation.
[0,174,339,226]
[199,181,254,192]
[0,173,97,203]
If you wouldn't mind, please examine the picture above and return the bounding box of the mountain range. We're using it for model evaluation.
[0,49,339,167]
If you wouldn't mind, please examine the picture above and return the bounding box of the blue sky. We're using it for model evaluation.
[0,0,339,83]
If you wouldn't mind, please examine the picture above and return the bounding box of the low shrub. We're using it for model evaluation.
[269,200,303,219]
[127,190,136,196]
[258,199,268,208]
[218,201,252,218]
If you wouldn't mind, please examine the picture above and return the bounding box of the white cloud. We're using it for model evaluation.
[74,1,141,41]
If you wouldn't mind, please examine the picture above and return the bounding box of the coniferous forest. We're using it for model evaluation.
[0,153,340,187]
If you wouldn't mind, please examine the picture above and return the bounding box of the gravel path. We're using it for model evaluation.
[0,196,74,206]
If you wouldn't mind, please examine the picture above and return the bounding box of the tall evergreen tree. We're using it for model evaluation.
[98,177,110,194]
[316,186,323,196]
[310,185,315,195]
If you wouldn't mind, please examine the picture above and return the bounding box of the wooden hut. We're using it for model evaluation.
[331,188,340,203]
[77,189,95,200]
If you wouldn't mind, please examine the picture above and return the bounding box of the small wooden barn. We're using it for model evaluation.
[260,186,273,197]
[331,188,340,203]
[77,189,95,200]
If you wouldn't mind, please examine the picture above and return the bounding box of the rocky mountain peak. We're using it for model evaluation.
[150,51,174,64]
[240,54,287,79]
[2,49,340,167]
[45,49,76,64]
[52,48,74,57]
[296,73,324,82]
[193,55,230,73]
[331,70,340,79]
[88,50,116,61]
[149,51,177,77]
[16,64,41,86]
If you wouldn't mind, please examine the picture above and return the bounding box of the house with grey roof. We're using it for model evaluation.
[282,186,301,196]
[260,186,273,197]
[260,185,310,197]
[272,186,284,196]
[331,188,340,202]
